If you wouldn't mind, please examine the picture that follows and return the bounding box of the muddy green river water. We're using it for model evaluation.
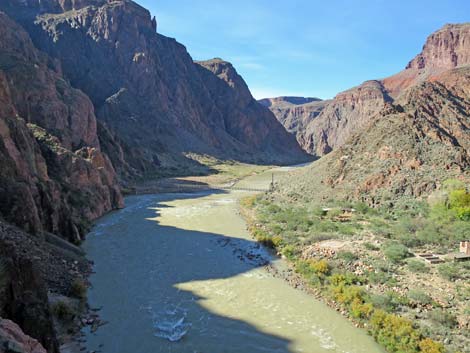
[83,167,384,353]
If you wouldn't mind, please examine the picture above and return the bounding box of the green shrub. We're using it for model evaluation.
[384,243,410,263]
[350,298,374,320]
[437,263,461,281]
[51,301,75,321]
[331,284,365,306]
[337,251,358,262]
[428,309,457,328]
[70,278,87,300]
[353,202,372,215]
[407,260,429,274]
[370,292,409,312]
[443,179,465,192]
[407,290,433,306]
[364,242,380,251]
[281,245,296,260]
[369,310,421,353]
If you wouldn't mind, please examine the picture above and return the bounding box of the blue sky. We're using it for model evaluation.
[136,0,469,100]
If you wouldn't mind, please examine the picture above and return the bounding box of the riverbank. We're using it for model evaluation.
[240,189,470,353]
[80,165,385,353]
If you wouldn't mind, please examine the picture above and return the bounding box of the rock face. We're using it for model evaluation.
[406,23,470,71]
[279,66,470,204]
[265,23,470,157]
[258,97,326,148]
[0,11,123,242]
[0,227,59,353]
[0,319,47,353]
[2,0,307,169]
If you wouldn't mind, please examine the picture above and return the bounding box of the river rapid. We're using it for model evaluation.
[83,167,384,353]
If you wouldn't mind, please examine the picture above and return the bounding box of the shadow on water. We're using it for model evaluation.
[84,190,293,353]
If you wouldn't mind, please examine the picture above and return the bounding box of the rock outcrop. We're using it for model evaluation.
[0,319,47,353]
[0,224,59,353]
[279,66,470,204]
[265,23,470,157]
[258,97,326,148]
[1,0,307,170]
[0,11,123,242]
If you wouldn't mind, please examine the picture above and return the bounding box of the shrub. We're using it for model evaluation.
[437,263,461,281]
[407,290,433,306]
[364,242,380,251]
[418,338,445,353]
[369,310,420,353]
[370,292,409,312]
[331,284,365,306]
[354,202,372,215]
[51,301,75,321]
[70,278,87,300]
[443,179,465,192]
[428,309,457,328]
[328,273,364,286]
[350,298,374,320]
[281,245,296,260]
[407,260,429,274]
[309,259,330,276]
[384,243,410,263]
[240,195,257,208]
[337,251,358,262]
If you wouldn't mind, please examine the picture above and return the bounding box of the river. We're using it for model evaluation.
[83,167,384,353]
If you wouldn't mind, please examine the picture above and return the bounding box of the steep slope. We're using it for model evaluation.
[265,23,470,157]
[279,66,470,205]
[1,0,307,171]
[0,11,122,242]
[258,97,326,148]
[383,23,470,97]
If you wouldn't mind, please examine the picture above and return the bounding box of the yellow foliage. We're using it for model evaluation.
[419,338,445,353]
[308,259,330,275]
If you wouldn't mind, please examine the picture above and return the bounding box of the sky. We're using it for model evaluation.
[136,0,469,100]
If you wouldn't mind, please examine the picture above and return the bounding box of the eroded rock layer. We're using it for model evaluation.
[264,23,470,157]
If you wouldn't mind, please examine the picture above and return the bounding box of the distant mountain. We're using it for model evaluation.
[258,96,322,108]
[265,23,470,157]
[276,24,470,204]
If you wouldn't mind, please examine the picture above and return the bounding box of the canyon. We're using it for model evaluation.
[0,0,469,352]
[264,23,470,158]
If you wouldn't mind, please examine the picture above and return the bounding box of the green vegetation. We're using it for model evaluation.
[69,278,87,300]
[407,260,430,274]
[241,177,470,353]
[51,300,76,321]
[407,290,433,306]
[383,243,411,263]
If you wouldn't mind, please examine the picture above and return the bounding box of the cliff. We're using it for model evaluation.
[2,0,307,170]
[265,23,470,157]
[278,66,470,204]
[0,11,123,242]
